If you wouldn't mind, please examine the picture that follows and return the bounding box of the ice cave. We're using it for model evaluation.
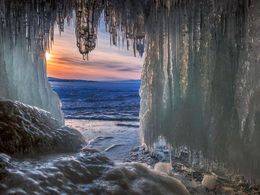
[0,0,259,194]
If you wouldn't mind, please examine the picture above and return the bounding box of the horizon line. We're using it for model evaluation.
[48,77,141,82]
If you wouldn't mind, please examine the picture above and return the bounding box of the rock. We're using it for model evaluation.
[0,99,85,155]
[0,152,191,195]
[0,150,113,194]
[0,153,12,180]
[131,146,140,152]
[103,163,190,195]
[81,146,100,153]
[124,145,159,166]
[154,162,172,175]
[202,174,217,190]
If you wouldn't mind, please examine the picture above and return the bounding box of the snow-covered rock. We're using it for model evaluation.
[102,163,190,195]
[0,153,12,181]
[201,174,217,191]
[0,99,85,155]
[154,162,172,175]
[0,149,112,194]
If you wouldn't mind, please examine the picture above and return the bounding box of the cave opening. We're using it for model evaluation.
[0,0,260,194]
[46,14,144,162]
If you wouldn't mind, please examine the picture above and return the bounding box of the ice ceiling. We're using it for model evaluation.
[0,0,260,178]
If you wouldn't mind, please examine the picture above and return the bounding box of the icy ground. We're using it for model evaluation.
[0,99,190,195]
[66,119,139,162]
[0,150,190,195]
[0,99,259,194]
[50,78,141,162]
[65,120,260,194]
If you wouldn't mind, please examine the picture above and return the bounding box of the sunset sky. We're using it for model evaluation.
[47,18,143,81]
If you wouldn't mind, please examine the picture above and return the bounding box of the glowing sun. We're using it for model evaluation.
[45,52,51,61]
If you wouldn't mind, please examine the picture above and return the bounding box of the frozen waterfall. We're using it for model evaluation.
[0,0,68,123]
[140,0,260,179]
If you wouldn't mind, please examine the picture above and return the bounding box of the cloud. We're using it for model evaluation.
[47,20,143,80]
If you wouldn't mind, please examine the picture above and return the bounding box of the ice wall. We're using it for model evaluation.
[0,0,73,123]
[0,0,145,123]
[140,0,260,178]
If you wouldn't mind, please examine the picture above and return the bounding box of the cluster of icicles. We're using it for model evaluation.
[140,0,260,179]
[1,0,260,179]
[0,0,145,59]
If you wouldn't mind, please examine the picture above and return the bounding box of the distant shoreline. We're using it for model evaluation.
[49,76,140,122]
[48,77,141,83]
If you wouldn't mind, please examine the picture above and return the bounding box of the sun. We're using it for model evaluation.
[45,52,51,61]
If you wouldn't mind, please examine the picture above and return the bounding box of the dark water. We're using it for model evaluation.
[49,78,140,122]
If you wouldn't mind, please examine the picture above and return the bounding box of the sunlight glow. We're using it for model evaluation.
[45,52,51,61]
[46,23,143,80]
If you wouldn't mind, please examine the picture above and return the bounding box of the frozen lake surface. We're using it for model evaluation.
[49,78,140,122]
[49,78,141,161]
